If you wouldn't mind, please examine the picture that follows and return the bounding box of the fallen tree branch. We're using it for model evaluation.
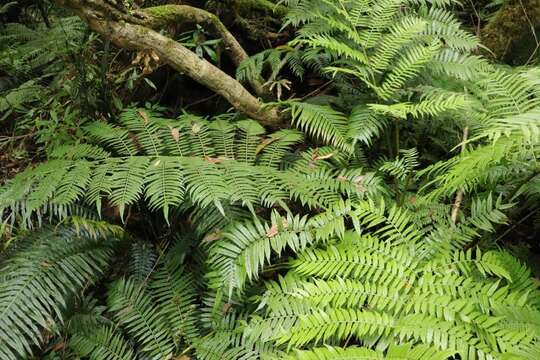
[142,4,268,97]
[55,0,280,126]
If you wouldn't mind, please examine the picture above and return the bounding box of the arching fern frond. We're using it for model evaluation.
[0,226,117,360]
[0,109,363,225]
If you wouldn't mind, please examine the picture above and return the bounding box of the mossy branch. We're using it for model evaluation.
[54,0,281,126]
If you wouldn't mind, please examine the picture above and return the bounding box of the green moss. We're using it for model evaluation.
[144,5,185,23]
[481,0,540,63]
[231,0,287,16]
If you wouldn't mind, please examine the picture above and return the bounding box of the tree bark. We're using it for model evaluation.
[54,0,282,127]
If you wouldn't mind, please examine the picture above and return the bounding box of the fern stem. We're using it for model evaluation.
[451,127,469,224]
[394,119,401,203]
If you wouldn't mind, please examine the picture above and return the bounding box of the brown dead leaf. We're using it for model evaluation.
[132,49,160,75]
[138,110,150,124]
[352,175,367,193]
[204,156,222,164]
[222,302,232,314]
[173,356,190,360]
[266,224,279,238]
[351,175,364,183]
[150,50,160,62]
[336,175,347,181]
[191,122,202,134]
[255,137,277,155]
[131,52,143,65]
[173,295,182,305]
[202,231,222,243]
[51,342,65,352]
[170,127,180,142]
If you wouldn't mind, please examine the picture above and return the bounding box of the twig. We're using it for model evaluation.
[184,93,219,109]
[518,0,539,64]
[451,127,469,224]
[493,207,540,244]
[467,0,482,37]
[300,80,333,100]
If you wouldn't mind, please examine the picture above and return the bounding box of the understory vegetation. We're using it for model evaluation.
[0,0,539,359]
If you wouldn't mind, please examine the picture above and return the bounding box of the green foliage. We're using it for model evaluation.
[241,202,540,359]
[0,108,379,226]
[107,278,176,359]
[0,225,118,359]
[264,0,488,156]
[0,0,539,359]
[69,325,136,360]
[420,68,540,201]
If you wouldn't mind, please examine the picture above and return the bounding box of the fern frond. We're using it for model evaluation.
[379,148,420,182]
[149,243,200,345]
[120,108,166,156]
[377,41,441,100]
[144,157,185,221]
[0,227,115,359]
[69,325,135,360]
[109,156,150,219]
[347,105,389,146]
[257,129,304,168]
[288,343,453,360]
[235,120,266,164]
[85,122,137,156]
[107,278,175,360]
[129,242,158,284]
[287,101,352,152]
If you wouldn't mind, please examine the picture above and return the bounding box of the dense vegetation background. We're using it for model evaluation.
[0,0,539,359]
